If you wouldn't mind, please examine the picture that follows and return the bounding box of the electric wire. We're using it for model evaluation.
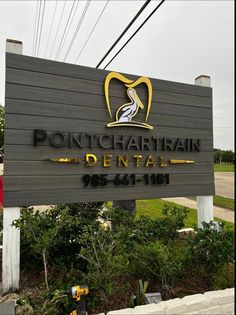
[103,0,166,69]
[55,0,80,61]
[32,0,39,56]
[44,0,58,58]
[96,0,151,69]
[34,0,42,56]
[74,0,109,64]
[36,0,46,57]
[55,0,76,60]
[63,0,91,62]
[49,0,67,59]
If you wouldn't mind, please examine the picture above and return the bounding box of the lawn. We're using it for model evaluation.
[107,199,233,227]
[188,195,234,211]
[135,198,234,228]
[214,163,234,172]
[214,195,235,210]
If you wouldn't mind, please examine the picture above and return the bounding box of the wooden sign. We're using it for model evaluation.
[3,53,214,206]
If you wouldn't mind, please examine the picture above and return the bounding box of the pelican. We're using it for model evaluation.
[116,88,144,123]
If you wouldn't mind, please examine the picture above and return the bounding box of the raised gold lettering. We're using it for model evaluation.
[85,154,97,167]
[145,155,155,167]
[133,155,142,167]
[117,155,128,167]
[103,154,112,167]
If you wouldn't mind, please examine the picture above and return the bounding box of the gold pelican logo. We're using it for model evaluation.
[104,72,153,130]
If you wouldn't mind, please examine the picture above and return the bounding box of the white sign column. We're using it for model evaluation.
[2,39,22,292]
[195,75,214,227]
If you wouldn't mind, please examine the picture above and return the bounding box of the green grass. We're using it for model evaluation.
[135,199,234,228]
[107,199,233,228]
[188,195,234,211]
[136,199,197,227]
[214,195,234,210]
[214,163,234,172]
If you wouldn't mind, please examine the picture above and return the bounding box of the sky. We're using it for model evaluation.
[0,0,234,150]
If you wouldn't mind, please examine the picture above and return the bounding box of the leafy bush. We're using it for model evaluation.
[187,221,234,273]
[79,226,131,309]
[132,240,188,288]
[186,221,234,289]
[212,263,235,290]
[12,204,234,313]
[107,204,189,245]
[13,203,103,289]
[134,204,188,244]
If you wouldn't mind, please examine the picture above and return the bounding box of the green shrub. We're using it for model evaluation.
[187,222,234,276]
[12,204,234,313]
[212,263,235,290]
[132,240,188,287]
[107,205,189,245]
[134,205,189,244]
[79,226,130,309]
[13,203,103,289]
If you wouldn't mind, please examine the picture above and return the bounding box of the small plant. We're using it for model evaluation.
[130,280,149,307]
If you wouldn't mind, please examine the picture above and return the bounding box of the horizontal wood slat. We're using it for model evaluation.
[4,144,214,160]
[6,53,212,98]
[4,185,215,207]
[5,98,212,120]
[5,113,213,134]
[5,82,212,109]
[4,174,214,192]
[4,130,214,148]
[4,161,214,176]
[4,53,214,206]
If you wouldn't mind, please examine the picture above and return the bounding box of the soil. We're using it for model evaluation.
[0,268,212,314]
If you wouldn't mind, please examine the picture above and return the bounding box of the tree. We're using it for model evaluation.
[222,150,234,163]
[214,149,234,164]
[214,149,222,163]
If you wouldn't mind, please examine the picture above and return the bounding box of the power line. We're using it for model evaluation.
[214,127,233,129]
[63,0,91,62]
[55,0,80,61]
[96,0,151,69]
[74,0,109,64]
[55,0,76,60]
[49,0,67,59]
[44,0,58,58]
[103,0,166,69]
[32,0,39,55]
[34,0,42,56]
[36,0,46,57]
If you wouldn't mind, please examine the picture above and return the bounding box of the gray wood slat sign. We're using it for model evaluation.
[3,53,215,207]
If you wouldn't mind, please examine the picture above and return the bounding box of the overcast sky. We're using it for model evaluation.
[0,0,234,150]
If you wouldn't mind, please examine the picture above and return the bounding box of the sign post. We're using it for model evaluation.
[2,39,22,292]
[195,75,214,227]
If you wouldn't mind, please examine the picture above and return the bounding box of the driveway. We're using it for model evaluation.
[214,172,234,199]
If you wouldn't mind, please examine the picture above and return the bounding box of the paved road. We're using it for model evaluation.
[214,172,234,199]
